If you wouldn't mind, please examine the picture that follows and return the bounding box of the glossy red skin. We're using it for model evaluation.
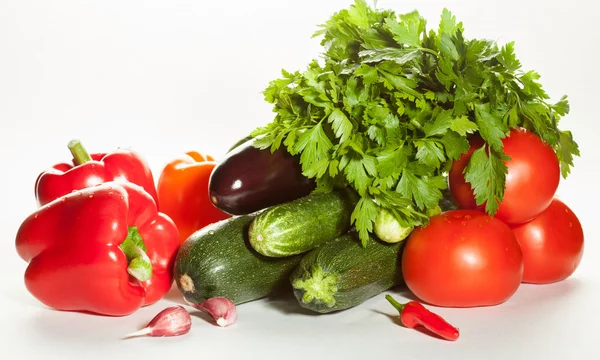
[35,150,158,208]
[15,182,180,317]
[402,210,524,308]
[448,128,561,225]
[511,198,584,284]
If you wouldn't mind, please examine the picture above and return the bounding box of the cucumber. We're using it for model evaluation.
[248,188,359,257]
[374,205,442,244]
[174,214,302,305]
[290,232,404,313]
[374,208,414,244]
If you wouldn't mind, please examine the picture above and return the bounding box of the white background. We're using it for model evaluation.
[1,0,598,359]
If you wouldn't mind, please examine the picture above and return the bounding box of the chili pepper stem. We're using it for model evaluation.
[68,139,92,165]
[385,294,405,313]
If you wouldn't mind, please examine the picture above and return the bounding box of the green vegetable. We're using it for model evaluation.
[174,215,302,305]
[374,208,413,243]
[374,205,441,243]
[248,188,358,257]
[250,0,579,246]
[290,232,404,313]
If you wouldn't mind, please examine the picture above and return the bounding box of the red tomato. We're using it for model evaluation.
[402,210,523,307]
[448,128,560,225]
[510,198,584,284]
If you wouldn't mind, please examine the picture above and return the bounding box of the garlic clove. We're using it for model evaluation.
[193,297,237,327]
[123,305,192,338]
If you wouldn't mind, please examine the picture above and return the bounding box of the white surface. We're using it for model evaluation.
[1,0,599,359]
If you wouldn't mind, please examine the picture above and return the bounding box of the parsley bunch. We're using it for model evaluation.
[251,0,579,246]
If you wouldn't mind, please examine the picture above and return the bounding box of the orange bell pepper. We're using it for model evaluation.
[157,151,231,244]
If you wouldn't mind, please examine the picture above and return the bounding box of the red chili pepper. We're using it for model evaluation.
[15,181,180,317]
[35,139,158,208]
[385,295,460,341]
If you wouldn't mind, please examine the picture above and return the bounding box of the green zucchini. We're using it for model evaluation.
[290,232,404,313]
[248,188,358,257]
[174,214,302,305]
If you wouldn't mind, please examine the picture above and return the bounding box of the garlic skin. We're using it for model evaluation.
[193,297,237,327]
[124,306,192,338]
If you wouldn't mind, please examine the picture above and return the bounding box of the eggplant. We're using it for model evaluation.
[209,138,315,215]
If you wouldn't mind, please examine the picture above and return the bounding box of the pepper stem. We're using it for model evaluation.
[385,294,406,313]
[68,139,92,165]
[120,226,152,282]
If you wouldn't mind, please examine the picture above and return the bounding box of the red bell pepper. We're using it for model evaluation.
[35,139,158,207]
[15,181,180,317]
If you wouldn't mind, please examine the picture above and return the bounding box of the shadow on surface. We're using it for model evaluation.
[371,309,403,326]
[162,282,187,306]
[262,290,325,316]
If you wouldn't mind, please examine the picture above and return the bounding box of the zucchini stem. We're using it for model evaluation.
[292,265,340,307]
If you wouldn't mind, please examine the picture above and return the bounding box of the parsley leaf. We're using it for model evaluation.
[450,116,479,136]
[415,140,446,168]
[474,103,508,151]
[397,169,442,210]
[557,130,580,177]
[351,196,380,247]
[328,108,353,143]
[424,109,453,137]
[292,121,333,168]
[441,130,470,160]
[464,146,509,214]
[385,15,422,48]
[359,48,420,65]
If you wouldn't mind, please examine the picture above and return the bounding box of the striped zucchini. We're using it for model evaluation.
[290,232,404,313]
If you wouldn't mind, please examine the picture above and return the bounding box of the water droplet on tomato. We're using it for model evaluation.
[461,221,467,226]
[90,165,95,169]
[61,198,66,202]
[120,196,125,200]
[569,222,573,227]
[34,214,39,219]
[109,192,113,196]
[89,194,94,198]
[464,215,471,219]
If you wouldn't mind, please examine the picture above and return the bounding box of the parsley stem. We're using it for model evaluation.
[419,47,439,57]
[410,119,424,130]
